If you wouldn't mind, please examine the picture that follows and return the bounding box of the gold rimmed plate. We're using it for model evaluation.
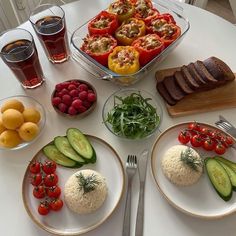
[151,122,236,219]
[22,135,125,235]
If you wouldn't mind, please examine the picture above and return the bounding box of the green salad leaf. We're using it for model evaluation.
[105,92,160,139]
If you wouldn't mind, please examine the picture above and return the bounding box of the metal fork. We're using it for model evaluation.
[215,115,236,138]
[122,155,137,236]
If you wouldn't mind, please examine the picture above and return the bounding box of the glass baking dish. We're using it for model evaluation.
[70,0,190,86]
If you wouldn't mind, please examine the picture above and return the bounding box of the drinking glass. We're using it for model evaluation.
[0,28,45,89]
[29,4,70,64]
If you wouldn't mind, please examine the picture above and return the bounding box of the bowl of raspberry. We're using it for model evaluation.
[51,80,97,118]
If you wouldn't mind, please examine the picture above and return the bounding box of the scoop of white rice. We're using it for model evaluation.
[64,169,108,214]
[161,145,203,186]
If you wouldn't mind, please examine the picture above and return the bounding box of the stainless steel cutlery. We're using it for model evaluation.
[215,115,236,138]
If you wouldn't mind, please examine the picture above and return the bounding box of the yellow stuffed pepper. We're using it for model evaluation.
[108,0,135,23]
[115,18,146,45]
[108,46,140,75]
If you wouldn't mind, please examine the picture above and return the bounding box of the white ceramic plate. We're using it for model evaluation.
[151,122,236,219]
[22,135,125,235]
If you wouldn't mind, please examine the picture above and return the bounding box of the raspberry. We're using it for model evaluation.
[58,103,67,113]
[72,99,83,110]
[68,106,78,115]
[78,83,88,92]
[68,84,77,91]
[79,91,88,101]
[52,97,62,106]
[62,94,72,106]
[61,88,69,96]
[83,100,91,108]
[77,105,87,113]
[69,89,79,97]
[87,92,96,102]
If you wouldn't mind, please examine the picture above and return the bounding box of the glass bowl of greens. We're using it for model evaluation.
[102,88,162,140]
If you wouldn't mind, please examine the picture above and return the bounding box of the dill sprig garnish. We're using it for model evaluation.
[76,172,100,194]
[180,147,203,172]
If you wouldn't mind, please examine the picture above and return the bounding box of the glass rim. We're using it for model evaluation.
[0,28,34,56]
[29,4,65,28]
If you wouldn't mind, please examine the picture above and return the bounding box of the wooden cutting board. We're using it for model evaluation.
[155,67,236,117]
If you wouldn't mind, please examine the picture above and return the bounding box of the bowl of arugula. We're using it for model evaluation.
[102,88,162,140]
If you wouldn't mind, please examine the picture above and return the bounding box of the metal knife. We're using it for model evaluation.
[135,149,149,236]
[219,115,236,138]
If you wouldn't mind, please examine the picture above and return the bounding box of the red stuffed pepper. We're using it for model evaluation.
[134,8,159,24]
[80,34,117,66]
[146,14,181,47]
[88,11,119,35]
[132,34,164,66]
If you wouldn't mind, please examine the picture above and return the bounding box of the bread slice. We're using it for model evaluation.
[174,70,194,94]
[203,57,235,81]
[181,65,200,90]
[187,63,206,86]
[163,76,185,101]
[156,82,177,106]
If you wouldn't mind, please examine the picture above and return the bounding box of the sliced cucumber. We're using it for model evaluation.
[205,158,232,201]
[54,136,86,164]
[43,144,79,168]
[67,128,96,162]
[214,156,236,172]
[217,160,236,191]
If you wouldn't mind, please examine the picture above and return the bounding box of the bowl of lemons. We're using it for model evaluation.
[0,95,46,150]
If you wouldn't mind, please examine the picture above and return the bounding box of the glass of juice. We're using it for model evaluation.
[0,28,45,89]
[29,4,70,64]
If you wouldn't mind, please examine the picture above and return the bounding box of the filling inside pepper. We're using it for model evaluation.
[151,19,176,38]
[112,49,136,66]
[110,1,131,15]
[92,16,112,29]
[139,35,161,50]
[83,36,114,54]
[117,20,143,38]
[135,0,153,18]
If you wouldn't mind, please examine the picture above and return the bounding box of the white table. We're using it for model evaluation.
[1,0,236,235]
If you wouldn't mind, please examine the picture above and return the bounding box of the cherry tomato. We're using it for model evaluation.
[188,122,201,132]
[190,134,203,147]
[209,130,222,141]
[200,127,212,137]
[42,161,57,174]
[38,202,50,215]
[30,173,42,186]
[29,161,41,174]
[225,136,234,146]
[178,130,191,144]
[203,139,215,151]
[50,198,63,211]
[33,185,46,199]
[47,186,61,198]
[215,143,226,155]
[44,173,59,187]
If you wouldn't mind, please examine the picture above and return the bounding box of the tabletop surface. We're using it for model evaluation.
[1,0,236,236]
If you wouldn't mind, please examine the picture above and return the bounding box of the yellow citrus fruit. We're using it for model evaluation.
[1,99,24,113]
[22,108,41,124]
[0,130,22,148]
[2,109,24,130]
[18,122,39,141]
[0,118,6,134]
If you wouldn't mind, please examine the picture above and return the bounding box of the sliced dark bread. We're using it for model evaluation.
[163,75,185,101]
[174,70,194,94]
[203,57,235,81]
[194,60,218,84]
[181,65,200,90]
[156,82,177,106]
[187,63,207,86]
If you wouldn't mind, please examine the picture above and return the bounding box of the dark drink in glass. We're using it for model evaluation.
[0,29,45,89]
[30,5,70,64]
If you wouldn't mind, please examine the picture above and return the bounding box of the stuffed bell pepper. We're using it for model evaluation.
[108,0,135,23]
[146,14,181,47]
[108,46,140,75]
[132,34,164,66]
[80,34,117,66]
[115,18,146,45]
[88,11,119,35]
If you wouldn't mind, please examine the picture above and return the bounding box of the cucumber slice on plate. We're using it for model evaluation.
[54,136,86,165]
[43,144,80,168]
[214,156,236,172]
[66,128,96,163]
[205,158,232,201]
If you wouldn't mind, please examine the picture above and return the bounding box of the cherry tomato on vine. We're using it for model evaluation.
[178,130,191,144]
[225,136,234,146]
[33,185,46,199]
[44,173,58,187]
[203,139,215,151]
[215,143,226,155]
[47,186,61,198]
[190,134,203,147]
[38,202,50,215]
[29,161,41,174]
[30,173,42,186]
[188,122,201,132]
[50,198,63,211]
[42,161,57,174]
